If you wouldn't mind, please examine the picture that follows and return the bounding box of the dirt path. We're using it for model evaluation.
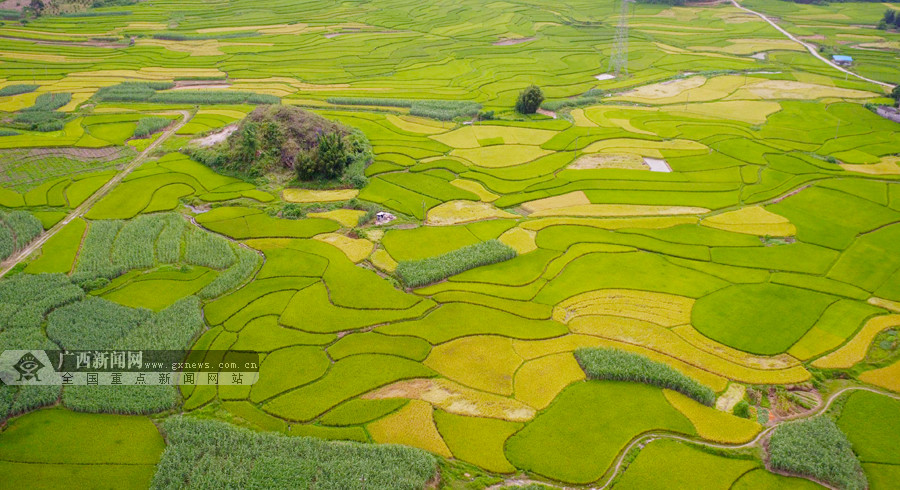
[0,110,193,278]
[730,0,894,89]
[488,386,899,490]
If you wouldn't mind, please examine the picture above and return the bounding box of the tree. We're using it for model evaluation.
[885,8,896,26]
[893,85,900,106]
[515,85,544,114]
[294,131,350,180]
[316,132,349,179]
[733,400,751,419]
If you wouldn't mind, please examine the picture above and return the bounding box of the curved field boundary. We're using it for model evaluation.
[0,110,193,278]
[489,386,898,490]
[729,0,894,90]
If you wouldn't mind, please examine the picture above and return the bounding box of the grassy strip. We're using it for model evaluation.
[574,348,716,406]
[0,84,38,97]
[327,97,480,120]
[396,239,516,288]
[769,416,866,490]
[152,417,437,489]
[134,117,172,138]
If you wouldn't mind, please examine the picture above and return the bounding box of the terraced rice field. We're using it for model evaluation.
[0,0,899,488]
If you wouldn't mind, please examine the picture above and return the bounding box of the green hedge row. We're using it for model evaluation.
[396,239,516,288]
[574,348,716,406]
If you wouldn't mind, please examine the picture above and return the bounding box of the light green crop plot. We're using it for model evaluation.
[1,0,899,485]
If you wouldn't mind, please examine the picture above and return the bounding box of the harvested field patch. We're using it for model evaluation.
[363,378,535,421]
[702,206,795,236]
[425,200,518,226]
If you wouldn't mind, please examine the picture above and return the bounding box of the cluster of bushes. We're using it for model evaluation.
[542,89,605,112]
[879,9,900,29]
[133,117,172,138]
[12,92,72,131]
[152,417,438,489]
[0,211,42,260]
[0,84,38,97]
[574,348,716,406]
[396,239,516,288]
[326,97,481,120]
[191,105,371,186]
[93,81,277,105]
[515,85,544,114]
[768,416,866,490]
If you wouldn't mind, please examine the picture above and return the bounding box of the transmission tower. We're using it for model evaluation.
[608,0,629,78]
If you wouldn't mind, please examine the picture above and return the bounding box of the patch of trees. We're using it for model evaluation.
[880,9,900,30]
[515,85,544,114]
[191,105,372,187]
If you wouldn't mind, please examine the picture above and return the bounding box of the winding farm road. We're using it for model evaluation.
[0,110,193,278]
[489,386,900,490]
[730,0,894,90]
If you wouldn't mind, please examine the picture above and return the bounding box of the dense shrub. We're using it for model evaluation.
[733,400,751,419]
[194,105,371,186]
[296,131,349,180]
[0,129,19,136]
[396,239,516,288]
[134,117,172,138]
[0,84,38,97]
[515,85,544,114]
[326,97,481,120]
[892,85,900,104]
[152,417,438,489]
[768,416,866,490]
[574,348,716,406]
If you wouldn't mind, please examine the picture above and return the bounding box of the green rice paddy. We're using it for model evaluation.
[0,0,898,487]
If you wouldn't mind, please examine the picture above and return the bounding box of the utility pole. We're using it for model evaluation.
[608,0,629,78]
